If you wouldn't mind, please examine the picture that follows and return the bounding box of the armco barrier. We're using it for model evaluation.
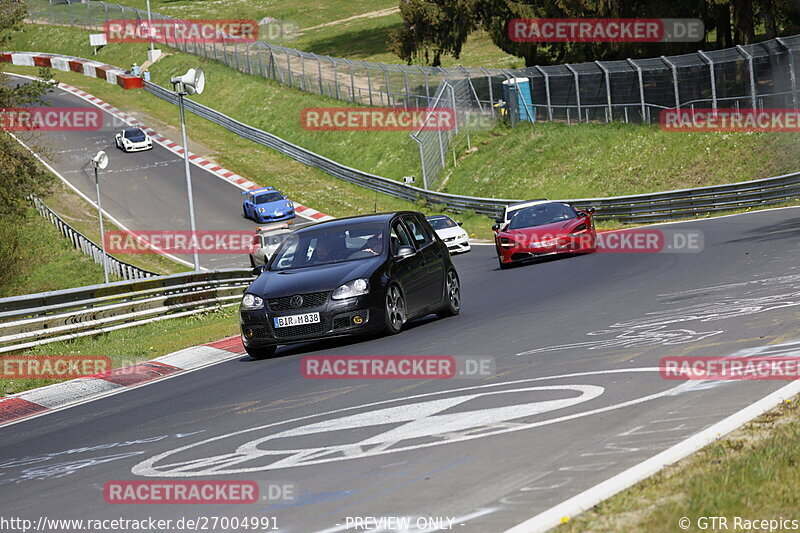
[30,195,155,281]
[8,52,800,222]
[0,269,252,353]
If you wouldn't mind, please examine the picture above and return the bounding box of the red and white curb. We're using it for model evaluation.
[0,336,247,427]
[6,51,334,222]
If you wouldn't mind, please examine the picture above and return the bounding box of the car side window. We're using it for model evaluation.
[402,216,431,248]
[416,215,438,242]
[390,221,414,255]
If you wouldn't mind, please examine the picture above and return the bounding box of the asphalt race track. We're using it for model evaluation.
[3,77,800,532]
[9,75,311,270]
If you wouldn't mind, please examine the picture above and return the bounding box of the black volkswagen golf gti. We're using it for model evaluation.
[240,212,461,358]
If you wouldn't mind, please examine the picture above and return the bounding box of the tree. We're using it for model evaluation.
[0,0,57,220]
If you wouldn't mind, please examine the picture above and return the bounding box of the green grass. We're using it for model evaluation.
[0,306,240,396]
[0,206,109,297]
[562,396,800,532]
[442,121,800,200]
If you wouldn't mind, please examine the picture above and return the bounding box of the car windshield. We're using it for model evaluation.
[270,223,385,270]
[254,192,284,204]
[427,217,456,230]
[508,203,577,229]
[124,129,146,142]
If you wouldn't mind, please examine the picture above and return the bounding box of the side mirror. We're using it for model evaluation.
[396,245,416,258]
[491,224,500,232]
[457,221,463,226]
[586,207,596,214]
[251,265,266,276]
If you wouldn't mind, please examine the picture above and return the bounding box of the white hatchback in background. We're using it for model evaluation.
[426,215,471,254]
[115,127,153,152]
[249,223,294,267]
[493,198,550,231]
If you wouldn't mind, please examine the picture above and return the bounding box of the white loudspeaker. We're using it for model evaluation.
[93,150,108,169]
[170,67,205,95]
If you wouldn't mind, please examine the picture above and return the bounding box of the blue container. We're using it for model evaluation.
[502,77,534,123]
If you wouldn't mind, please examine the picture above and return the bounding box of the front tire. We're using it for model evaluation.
[245,344,276,359]
[437,270,461,318]
[384,285,406,334]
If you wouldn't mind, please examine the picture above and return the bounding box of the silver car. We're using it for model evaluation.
[249,223,294,267]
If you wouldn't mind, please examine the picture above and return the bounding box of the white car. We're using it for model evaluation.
[115,127,153,152]
[249,223,294,267]
[493,199,550,231]
[426,215,470,254]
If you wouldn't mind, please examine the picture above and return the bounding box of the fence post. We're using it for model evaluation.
[299,52,307,91]
[333,59,341,99]
[626,58,647,122]
[736,45,757,109]
[776,37,798,109]
[596,61,613,121]
[403,68,410,109]
[534,66,553,122]
[481,68,495,118]
[697,50,717,110]
[565,64,581,122]
[367,63,374,105]
[382,64,390,106]
[310,53,323,94]
[245,43,252,74]
[49,0,53,21]
[286,49,294,87]
[343,58,356,102]
[661,56,680,109]
[257,45,264,77]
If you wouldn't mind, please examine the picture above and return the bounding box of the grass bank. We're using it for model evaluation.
[562,395,800,532]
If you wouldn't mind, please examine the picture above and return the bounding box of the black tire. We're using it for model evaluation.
[384,285,406,334]
[437,269,461,318]
[243,206,249,218]
[499,258,512,269]
[245,344,277,359]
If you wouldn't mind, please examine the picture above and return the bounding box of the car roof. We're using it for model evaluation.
[425,215,452,220]
[506,199,549,211]
[293,212,419,234]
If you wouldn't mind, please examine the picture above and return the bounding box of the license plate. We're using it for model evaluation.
[273,312,321,328]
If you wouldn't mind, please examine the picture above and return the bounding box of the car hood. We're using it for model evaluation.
[502,219,580,240]
[435,226,467,239]
[248,257,382,297]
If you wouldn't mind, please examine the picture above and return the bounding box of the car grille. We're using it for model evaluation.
[333,316,351,330]
[273,323,325,339]
[268,291,329,311]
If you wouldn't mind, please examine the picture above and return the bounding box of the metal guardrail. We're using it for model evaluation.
[142,82,800,223]
[0,269,252,353]
[30,195,156,281]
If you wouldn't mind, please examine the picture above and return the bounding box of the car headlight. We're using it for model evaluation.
[569,223,587,235]
[287,201,294,208]
[332,279,369,300]
[258,207,266,213]
[241,293,264,310]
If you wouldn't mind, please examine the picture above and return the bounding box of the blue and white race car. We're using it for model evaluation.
[242,187,295,223]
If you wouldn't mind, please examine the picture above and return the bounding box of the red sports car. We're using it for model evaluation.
[494,202,597,269]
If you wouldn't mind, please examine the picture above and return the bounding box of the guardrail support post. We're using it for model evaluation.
[596,61,613,121]
[534,66,553,122]
[697,50,717,110]
[661,56,680,109]
[565,64,581,122]
[776,37,798,109]
[736,45,758,109]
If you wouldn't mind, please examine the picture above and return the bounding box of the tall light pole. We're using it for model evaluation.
[91,150,110,284]
[170,67,205,271]
[145,0,155,52]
